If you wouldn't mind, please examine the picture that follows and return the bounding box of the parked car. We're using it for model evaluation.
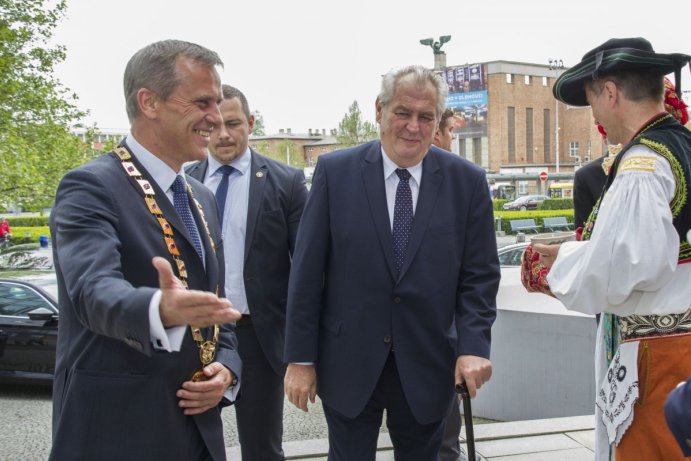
[0,276,58,383]
[502,194,550,211]
[497,242,529,267]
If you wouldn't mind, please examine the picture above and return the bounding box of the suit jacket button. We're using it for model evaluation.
[383,335,391,343]
[393,297,401,304]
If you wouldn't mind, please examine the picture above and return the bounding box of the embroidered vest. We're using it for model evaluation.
[598,114,691,263]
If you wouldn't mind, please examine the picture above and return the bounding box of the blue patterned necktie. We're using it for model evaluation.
[171,176,204,260]
[214,165,236,223]
[392,168,413,275]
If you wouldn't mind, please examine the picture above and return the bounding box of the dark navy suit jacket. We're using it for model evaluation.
[49,145,240,460]
[665,377,691,456]
[284,141,500,424]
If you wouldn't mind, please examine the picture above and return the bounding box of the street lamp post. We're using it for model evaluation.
[420,35,451,70]
[548,59,564,173]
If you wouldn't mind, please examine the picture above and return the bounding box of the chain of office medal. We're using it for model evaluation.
[115,146,219,381]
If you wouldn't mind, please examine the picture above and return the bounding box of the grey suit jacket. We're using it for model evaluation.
[187,149,307,374]
[49,144,241,461]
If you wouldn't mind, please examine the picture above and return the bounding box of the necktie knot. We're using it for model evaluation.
[171,175,187,194]
[218,165,236,177]
[395,168,411,182]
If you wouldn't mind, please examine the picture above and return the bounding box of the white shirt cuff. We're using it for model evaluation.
[149,289,185,351]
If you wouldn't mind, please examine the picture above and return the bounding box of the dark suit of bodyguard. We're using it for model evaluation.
[187,84,308,461]
[49,41,242,461]
[284,66,500,460]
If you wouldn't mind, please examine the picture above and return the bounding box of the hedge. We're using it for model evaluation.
[6,216,50,227]
[492,199,509,211]
[539,198,574,210]
[493,210,575,234]
[8,227,51,244]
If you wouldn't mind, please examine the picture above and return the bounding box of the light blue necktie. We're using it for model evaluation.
[214,165,236,223]
[171,176,204,260]
[392,168,413,275]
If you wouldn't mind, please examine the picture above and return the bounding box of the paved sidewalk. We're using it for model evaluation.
[226,415,596,460]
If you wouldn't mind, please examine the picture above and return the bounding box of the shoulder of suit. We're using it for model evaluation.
[66,152,124,180]
[184,160,203,175]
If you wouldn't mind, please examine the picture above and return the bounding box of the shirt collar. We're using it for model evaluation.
[124,133,182,193]
[207,147,251,177]
[381,147,423,185]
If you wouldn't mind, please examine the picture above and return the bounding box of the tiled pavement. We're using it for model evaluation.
[226,415,596,460]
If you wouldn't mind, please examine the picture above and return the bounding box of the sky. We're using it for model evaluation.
[51,0,691,135]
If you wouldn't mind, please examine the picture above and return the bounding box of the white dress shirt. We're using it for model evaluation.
[204,149,251,315]
[381,147,423,229]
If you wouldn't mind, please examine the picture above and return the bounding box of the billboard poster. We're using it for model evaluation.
[440,63,488,138]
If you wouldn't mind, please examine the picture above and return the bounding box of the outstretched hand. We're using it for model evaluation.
[152,256,241,328]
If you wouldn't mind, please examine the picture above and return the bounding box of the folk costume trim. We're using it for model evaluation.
[617,155,657,173]
[114,145,219,382]
[619,309,691,341]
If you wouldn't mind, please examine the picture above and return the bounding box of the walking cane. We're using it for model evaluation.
[456,382,477,461]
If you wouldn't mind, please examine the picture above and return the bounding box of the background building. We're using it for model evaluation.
[443,60,605,174]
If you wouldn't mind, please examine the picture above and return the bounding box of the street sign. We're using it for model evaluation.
[539,171,548,182]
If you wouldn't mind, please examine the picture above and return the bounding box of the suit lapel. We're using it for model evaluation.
[362,142,398,280]
[116,142,204,269]
[398,150,442,279]
[188,181,217,287]
[245,150,266,263]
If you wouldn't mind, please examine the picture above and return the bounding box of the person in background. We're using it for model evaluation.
[0,217,8,241]
[48,40,242,461]
[434,108,456,153]
[283,65,499,460]
[433,107,468,461]
[187,84,307,461]
[536,37,691,460]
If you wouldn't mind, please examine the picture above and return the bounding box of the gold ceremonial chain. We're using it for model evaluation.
[114,146,219,382]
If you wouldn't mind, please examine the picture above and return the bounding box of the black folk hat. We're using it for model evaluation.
[553,37,690,106]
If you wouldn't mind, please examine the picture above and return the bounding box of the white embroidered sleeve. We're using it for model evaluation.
[547,144,684,316]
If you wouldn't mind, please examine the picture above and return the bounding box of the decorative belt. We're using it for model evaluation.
[619,308,691,341]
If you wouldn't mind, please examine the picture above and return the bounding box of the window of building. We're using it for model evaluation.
[524,75,531,85]
[458,137,466,159]
[543,108,551,163]
[542,76,548,86]
[526,108,533,163]
[473,138,482,165]
[506,74,513,84]
[508,107,515,163]
[569,141,580,158]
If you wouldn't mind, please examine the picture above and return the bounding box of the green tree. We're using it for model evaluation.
[336,100,378,147]
[0,0,94,211]
[275,140,305,169]
[251,110,266,136]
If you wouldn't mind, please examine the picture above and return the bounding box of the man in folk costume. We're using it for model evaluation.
[532,37,691,460]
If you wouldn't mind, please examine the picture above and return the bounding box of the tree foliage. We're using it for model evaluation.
[0,0,95,211]
[251,110,265,136]
[336,100,378,147]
